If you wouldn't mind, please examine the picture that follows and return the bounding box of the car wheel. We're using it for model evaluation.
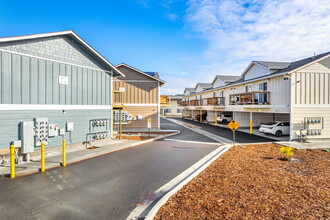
[222,119,228,124]
[275,130,282,137]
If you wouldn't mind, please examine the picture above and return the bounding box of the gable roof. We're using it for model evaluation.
[115,63,166,85]
[254,61,291,69]
[0,30,124,77]
[211,75,241,85]
[195,83,212,90]
[184,88,195,94]
[272,51,330,75]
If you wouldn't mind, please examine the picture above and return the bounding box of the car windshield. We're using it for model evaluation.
[263,122,278,125]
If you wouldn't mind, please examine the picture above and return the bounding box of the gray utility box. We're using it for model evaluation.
[19,121,34,154]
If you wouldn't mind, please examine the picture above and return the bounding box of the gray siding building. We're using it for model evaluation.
[0,30,123,149]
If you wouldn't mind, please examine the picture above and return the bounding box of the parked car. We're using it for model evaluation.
[217,114,232,124]
[259,121,290,137]
[195,114,207,122]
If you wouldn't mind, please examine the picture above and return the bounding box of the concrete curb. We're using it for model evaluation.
[7,130,180,178]
[126,143,232,220]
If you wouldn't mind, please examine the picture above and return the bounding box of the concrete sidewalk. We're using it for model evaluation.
[0,132,178,178]
[277,140,330,150]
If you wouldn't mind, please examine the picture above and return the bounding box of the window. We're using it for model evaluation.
[177,109,182,113]
[258,82,268,103]
[164,109,171,113]
[245,85,253,92]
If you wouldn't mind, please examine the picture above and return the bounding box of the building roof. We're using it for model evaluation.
[211,75,241,85]
[272,51,330,75]
[115,63,166,85]
[184,88,195,94]
[144,72,160,78]
[254,61,291,69]
[170,95,183,100]
[195,83,212,90]
[0,30,125,77]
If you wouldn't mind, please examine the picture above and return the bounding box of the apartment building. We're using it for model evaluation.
[113,63,166,131]
[160,95,183,116]
[181,52,330,141]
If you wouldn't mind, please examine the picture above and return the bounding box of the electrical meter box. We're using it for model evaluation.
[114,111,128,124]
[48,124,59,137]
[19,121,35,153]
[66,122,74,132]
[34,118,48,146]
[58,129,65,136]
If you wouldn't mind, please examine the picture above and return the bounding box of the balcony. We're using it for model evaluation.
[180,101,188,106]
[205,97,225,106]
[189,100,202,106]
[113,90,125,108]
[160,95,170,107]
[229,91,270,105]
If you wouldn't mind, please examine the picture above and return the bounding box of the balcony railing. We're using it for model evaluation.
[205,97,225,106]
[189,100,202,106]
[229,91,270,105]
[180,101,188,106]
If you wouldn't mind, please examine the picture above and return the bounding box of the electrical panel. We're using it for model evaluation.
[48,124,59,137]
[92,119,110,127]
[92,132,110,140]
[114,111,128,124]
[34,118,48,146]
[306,129,322,136]
[66,122,74,132]
[19,121,35,154]
[58,129,65,136]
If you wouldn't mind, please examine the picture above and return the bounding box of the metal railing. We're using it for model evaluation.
[229,91,270,105]
[206,97,225,106]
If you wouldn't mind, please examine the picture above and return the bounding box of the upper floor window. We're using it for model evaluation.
[259,82,267,91]
[245,85,253,92]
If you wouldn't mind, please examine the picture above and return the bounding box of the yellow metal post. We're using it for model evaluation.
[200,110,202,123]
[119,109,122,140]
[214,110,218,125]
[250,112,253,134]
[62,139,66,167]
[41,142,45,172]
[10,144,15,178]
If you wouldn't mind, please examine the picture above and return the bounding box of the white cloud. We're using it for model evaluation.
[161,0,330,95]
[166,13,179,21]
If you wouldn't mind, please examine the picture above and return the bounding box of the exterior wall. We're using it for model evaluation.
[291,107,330,140]
[0,109,111,148]
[121,106,159,130]
[113,81,158,104]
[212,78,225,88]
[0,36,107,69]
[161,99,182,116]
[244,64,268,80]
[0,51,112,105]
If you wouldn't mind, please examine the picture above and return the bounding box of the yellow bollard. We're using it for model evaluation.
[250,120,253,134]
[62,139,66,167]
[10,145,15,178]
[41,142,45,172]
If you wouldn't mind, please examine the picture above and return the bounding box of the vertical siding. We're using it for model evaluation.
[0,51,112,105]
[293,72,330,104]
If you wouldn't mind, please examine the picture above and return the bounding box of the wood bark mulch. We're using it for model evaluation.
[155,144,330,220]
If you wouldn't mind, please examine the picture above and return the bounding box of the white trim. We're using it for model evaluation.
[0,104,112,111]
[123,103,158,106]
[0,48,113,74]
[0,30,125,77]
[113,80,158,83]
[292,104,330,108]
[115,63,166,84]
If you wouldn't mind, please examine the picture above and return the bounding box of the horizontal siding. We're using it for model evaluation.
[291,107,330,140]
[121,106,159,129]
[0,51,112,105]
[0,109,111,149]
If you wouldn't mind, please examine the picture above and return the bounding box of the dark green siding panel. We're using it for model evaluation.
[93,70,97,105]
[88,69,93,105]
[38,59,46,104]
[59,63,66,104]
[65,64,72,104]
[21,56,30,104]
[98,71,102,105]
[12,54,22,104]
[0,109,111,149]
[105,74,109,105]
[53,62,60,104]
[46,61,53,104]
[30,58,38,104]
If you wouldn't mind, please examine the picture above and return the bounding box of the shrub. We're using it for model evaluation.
[279,146,295,160]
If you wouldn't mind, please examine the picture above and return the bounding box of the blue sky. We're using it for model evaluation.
[1,0,330,94]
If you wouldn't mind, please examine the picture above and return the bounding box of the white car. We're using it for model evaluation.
[217,114,232,124]
[259,121,290,137]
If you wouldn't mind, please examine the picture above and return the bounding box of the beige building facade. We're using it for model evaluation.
[181,52,330,141]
